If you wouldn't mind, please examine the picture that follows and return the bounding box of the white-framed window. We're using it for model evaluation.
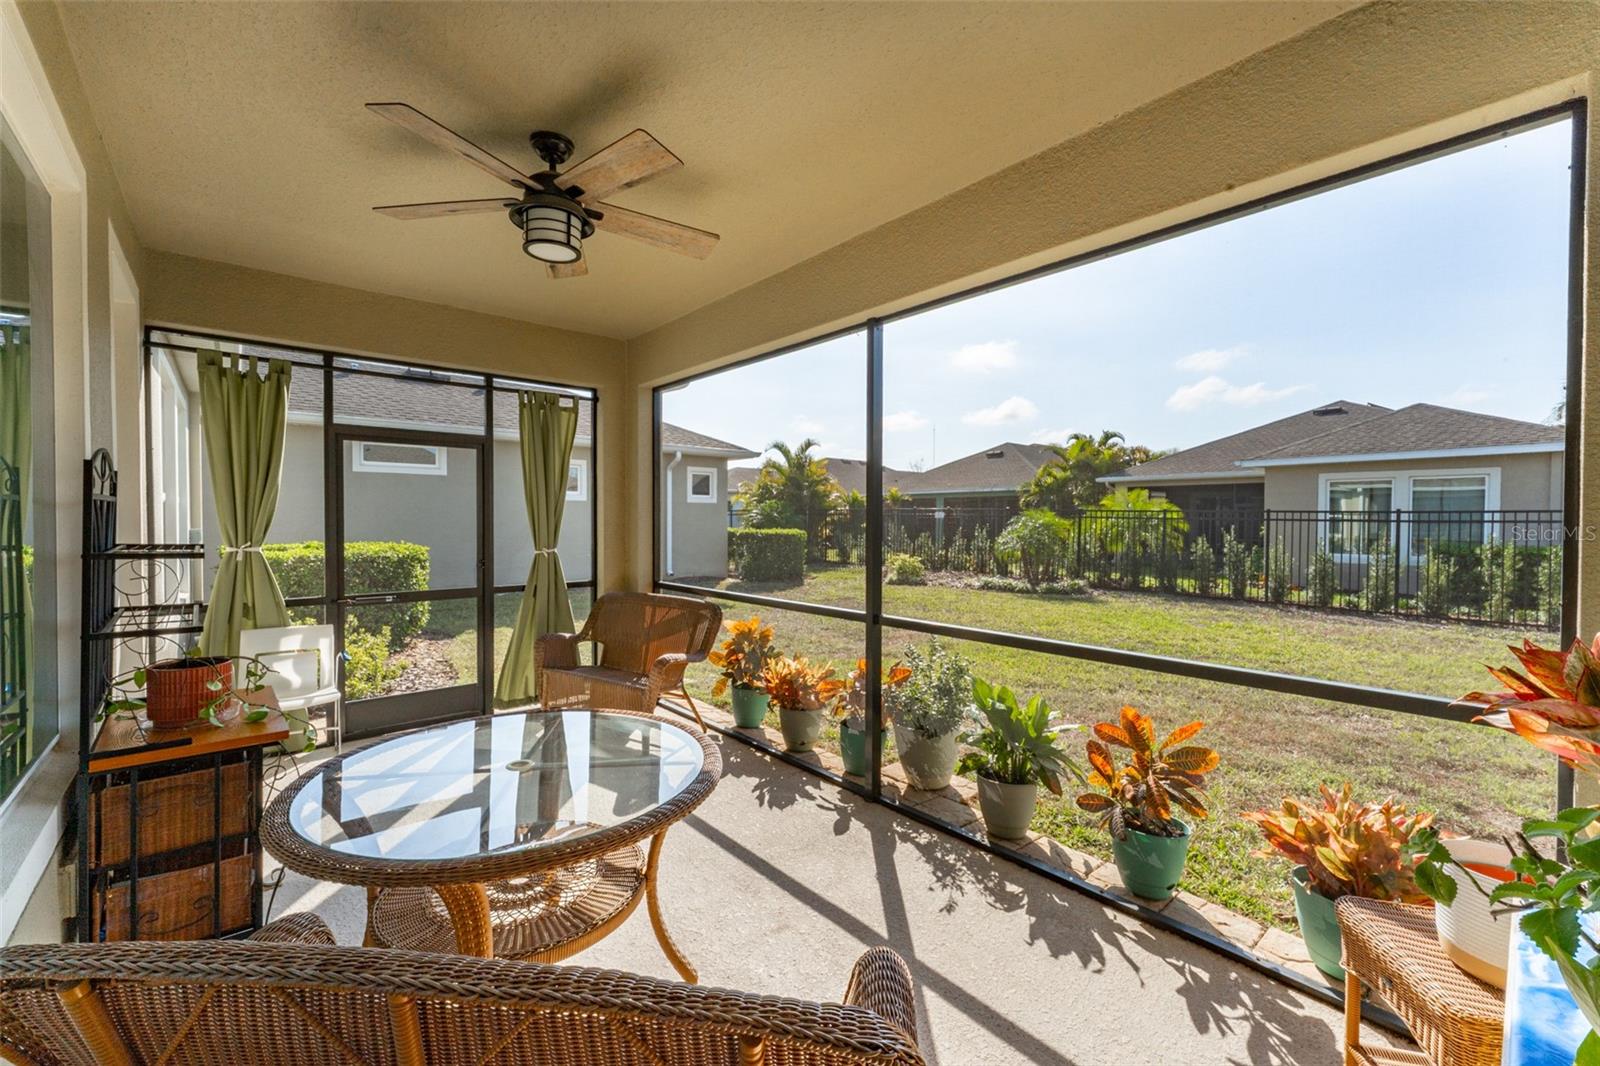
[566,458,588,501]
[351,441,448,476]
[1318,468,1499,559]
[686,466,717,502]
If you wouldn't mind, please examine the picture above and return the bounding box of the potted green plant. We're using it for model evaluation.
[100,652,313,749]
[886,638,974,790]
[1244,783,1435,980]
[956,677,1082,840]
[762,656,844,753]
[1074,707,1217,901]
[709,615,780,728]
[832,658,910,777]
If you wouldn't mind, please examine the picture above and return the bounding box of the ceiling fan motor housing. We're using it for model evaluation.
[528,130,575,168]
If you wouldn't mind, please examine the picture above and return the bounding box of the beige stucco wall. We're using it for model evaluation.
[619,3,1600,625]
[140,251,632,593]
[1262,452,1565,512]
[660,459,732,580]
[4,0,148,945]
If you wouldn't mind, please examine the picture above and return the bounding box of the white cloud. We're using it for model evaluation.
[962,395,1039,426]
[1164,376,1308,412]
[789,415,826,436]
[884,410,929,432]
[1175,346,1246,373]
[948,340,1020,373]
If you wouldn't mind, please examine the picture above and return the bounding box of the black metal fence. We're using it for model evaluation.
[875,503,1563,627]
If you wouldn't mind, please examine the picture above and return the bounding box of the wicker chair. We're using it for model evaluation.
[0,914,924,1066]
[537,592,722,729]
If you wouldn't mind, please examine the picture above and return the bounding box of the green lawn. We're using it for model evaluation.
[679,565,1553,930]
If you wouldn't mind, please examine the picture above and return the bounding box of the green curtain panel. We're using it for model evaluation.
[495,391,578,706]
[197,350,292,657]
[0,323,33,761]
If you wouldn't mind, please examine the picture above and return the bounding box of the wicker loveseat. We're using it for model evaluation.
[0,914,924,1065]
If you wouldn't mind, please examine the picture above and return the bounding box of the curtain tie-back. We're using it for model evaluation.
[221,543,264,554]
[533,547,560,556]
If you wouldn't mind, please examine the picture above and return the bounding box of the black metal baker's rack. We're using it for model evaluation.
[74,448,270,943]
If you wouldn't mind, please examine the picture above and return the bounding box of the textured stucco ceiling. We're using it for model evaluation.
[55,1,1352,338]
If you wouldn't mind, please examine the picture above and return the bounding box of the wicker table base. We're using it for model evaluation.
[365,832,699,980]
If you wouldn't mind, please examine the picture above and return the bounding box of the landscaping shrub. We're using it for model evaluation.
[264,540,430,648]
[1362,536,1397,612]
[729,527,806,583]
[1417,546,1458,617]
[1221,530,1251,600]
[1188,539,1217,597]
[1264,541,1292,604]
[1538,546,1563,629]
[884,552,926,585]
[974,575,1088,596]
[342,615,405,699]
[1305,548,1338,607]
[997,509,1069,588]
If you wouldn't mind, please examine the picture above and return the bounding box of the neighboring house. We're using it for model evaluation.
[659,425,759,578]
[728,442,1055,512]
[166,357,754,591]
[1103,400,1564,562]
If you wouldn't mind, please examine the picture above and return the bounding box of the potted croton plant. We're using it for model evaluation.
[1407,635,1600,1057]
[956,677,1082,840]
[1075,707,1217,902]
[832,658,911,778]
[885,638,974,790]
[1245,783,1435,980]
[709,616,780,728]
[762,655,844,753]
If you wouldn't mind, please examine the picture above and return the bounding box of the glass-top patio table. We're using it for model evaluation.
[263,708,721,980]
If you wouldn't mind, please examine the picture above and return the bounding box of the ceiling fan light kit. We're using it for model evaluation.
[366,103,718,277]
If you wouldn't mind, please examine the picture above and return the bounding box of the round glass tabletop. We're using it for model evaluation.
[284,710,706,864]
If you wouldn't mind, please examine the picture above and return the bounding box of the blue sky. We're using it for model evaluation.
[661,116,1574,472]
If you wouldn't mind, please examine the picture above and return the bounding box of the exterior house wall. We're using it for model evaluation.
[1261,452,1564,513]
[660,459,731,579]
[226,427,598,593]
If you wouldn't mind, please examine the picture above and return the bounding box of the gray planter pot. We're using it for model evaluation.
[777,708,825,752]
[892,723,959,790]
[976,775,1037,840]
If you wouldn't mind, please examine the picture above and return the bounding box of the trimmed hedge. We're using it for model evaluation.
[262,540,430,647]
[729,527,806,583]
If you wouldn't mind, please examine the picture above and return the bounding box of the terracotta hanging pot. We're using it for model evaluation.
[144,657,232,727]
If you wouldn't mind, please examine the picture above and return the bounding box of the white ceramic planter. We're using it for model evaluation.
[1434,837,1516,988]
[892,724,959,790]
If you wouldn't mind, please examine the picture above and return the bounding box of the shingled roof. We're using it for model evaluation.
[286,369,753,456]
[729,442,1054,500]
[1237,403,1563,465]
[1104,402,1392,482]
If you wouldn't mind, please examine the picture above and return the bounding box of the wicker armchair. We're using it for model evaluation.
[537,592,722,729]
[0,915,924,1065]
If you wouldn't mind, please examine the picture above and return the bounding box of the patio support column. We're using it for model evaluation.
[866,321,884,801]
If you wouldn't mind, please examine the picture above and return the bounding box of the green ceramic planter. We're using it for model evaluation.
[777,708,825,752]
[838,724,886,777]
[1291,866,1346,980]
[891,723,959,790]
[1110,821,1191,902]
[730,685,770,728]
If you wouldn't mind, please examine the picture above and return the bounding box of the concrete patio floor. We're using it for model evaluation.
[266,727,1409,1066]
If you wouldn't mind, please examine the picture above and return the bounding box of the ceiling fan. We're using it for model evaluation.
[366,102,718,278]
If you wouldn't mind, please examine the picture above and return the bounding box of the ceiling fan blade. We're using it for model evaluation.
[373,198,519,219]
[546,259,589,279]
[559,130,681,202]
[591,202,718,259]
[366,102,529,189]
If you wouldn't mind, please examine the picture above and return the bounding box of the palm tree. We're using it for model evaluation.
[735,438,842,560]
[1020,430,1166,514]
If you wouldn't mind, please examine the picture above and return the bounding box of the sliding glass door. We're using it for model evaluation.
[336,429,486,736]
